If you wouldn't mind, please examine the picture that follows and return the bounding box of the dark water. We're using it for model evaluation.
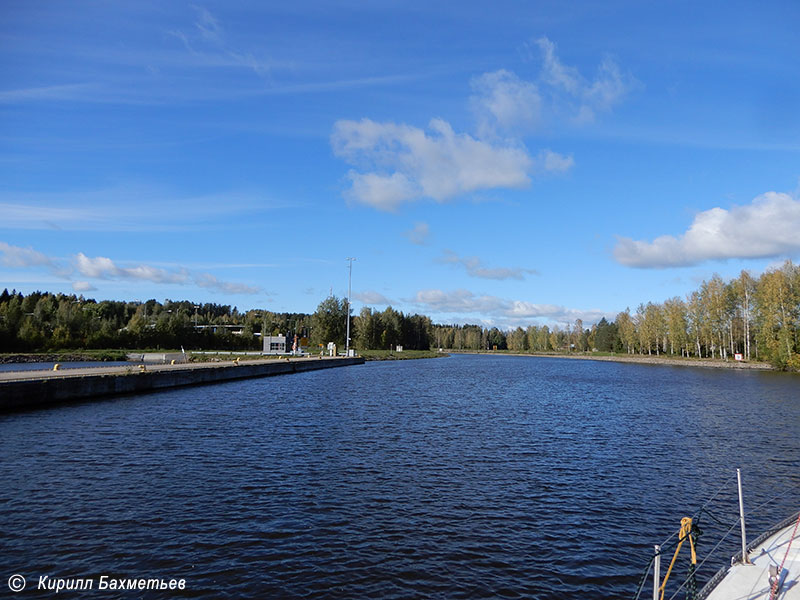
[1,355,798,599]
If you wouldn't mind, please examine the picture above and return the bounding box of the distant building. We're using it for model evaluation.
[263,335,287,354]
[193,324,248,335]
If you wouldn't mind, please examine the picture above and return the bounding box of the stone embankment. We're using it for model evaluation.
[0,356,365,410]
[504,352,775,370]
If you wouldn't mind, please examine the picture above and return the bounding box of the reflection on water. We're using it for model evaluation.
[1,354,798,599]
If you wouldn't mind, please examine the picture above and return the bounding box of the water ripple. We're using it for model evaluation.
[1,354,798,599]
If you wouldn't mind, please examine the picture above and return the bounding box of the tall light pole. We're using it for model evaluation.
[345,257,356,356]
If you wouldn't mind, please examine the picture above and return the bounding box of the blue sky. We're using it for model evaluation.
[2,1,799,329]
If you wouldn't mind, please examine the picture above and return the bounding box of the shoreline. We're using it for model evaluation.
[0,349,450,365]
[452,351,777,371]
[0,356,365,410]
[0,352,129,364]
[1,350,781,371]
[360,350,448,361]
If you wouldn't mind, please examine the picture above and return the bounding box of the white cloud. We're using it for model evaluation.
[332,117,533,210]
[354,291,394,305]
[614,191,800,268]
[73,254,117,279]
[72,281,97,292]
[75,253,189,284]
[346,172,418,211]
[333,39,631,210]
[74,253,261,293]
[1,241,261,295]
[411,288,610,328]
[470,69,542,136]
[0,242,55,268]
[438,250,538,280]
[403,222,430,245]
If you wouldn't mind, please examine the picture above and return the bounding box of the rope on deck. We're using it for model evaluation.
[769,510,800,600]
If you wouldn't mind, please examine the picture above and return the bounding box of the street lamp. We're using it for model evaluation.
[345,257,356,356]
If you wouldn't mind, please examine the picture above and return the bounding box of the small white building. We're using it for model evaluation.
[263,335,287,354]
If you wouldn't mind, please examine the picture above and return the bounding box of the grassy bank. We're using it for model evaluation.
[448,349,777,371]
[3,348,779,371]
[0,349,449,364]
[358,349,448,361]
[0,349,130,364]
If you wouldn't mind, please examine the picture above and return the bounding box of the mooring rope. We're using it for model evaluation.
[634,474,797,600]
[668,518,741,600]
[769,510,800,600]
[631,554,656,600]
[697,506,735,528]
[658,473,736,549]
[662,520,701,600]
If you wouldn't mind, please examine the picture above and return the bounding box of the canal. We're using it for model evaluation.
[1,354,798,598]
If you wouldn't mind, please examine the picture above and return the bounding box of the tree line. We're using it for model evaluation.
[431,261,799,369]
[342,260,800,369]
[609,261,799,369]
[0,290,310,352]
[306,296,434,351]
[2,260,798,368]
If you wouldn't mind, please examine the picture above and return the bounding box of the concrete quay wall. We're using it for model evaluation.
[0,357,365,410]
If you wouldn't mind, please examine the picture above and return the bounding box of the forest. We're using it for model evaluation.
[1,260,798,369]
[433,261,800,369]
[0,290,310,353]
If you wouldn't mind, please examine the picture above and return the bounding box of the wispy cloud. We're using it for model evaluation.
[411,288,610,328]
[353,290,394,305]
[72,281,97,292]
[0,84,99,104]
[413,288,507,314]
[0,241,55,269]
[0,65,422,108]
[168,5,271,77]
[470,36,637,134]
[438,250,538,280]
[614,191,800,268]
[192,5,222,43]
[0,241,262,295]
[532,36,636,124]
[470,69,542,137]
[194,273,260,295]
[0,241,71,278]
[403,222,431,245]
[0,185,288,232]
[534,149,574,175]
